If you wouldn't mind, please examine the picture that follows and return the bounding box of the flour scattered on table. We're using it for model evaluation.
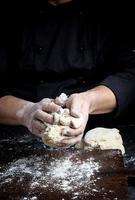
[124,155,135,168]
[43,156,100,193]
[0,153,101,199]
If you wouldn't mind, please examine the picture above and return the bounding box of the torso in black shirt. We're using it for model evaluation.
[0,1,123,101]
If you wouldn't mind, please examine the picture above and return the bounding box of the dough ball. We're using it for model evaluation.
[42,109,83,148]
[59,108,71,126]
[41,93,83,148]
[83,127,125,154]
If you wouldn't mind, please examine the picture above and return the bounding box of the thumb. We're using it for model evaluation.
[70,101,82,118]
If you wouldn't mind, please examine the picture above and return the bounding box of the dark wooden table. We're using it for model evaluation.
[0,124,135,200]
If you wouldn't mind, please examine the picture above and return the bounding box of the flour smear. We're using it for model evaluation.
[0,153,101,199]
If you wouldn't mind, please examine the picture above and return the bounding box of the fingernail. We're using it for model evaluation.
[62,129,70,136]
[71,110,81,118]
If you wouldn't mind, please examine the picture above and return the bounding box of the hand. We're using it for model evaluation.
[61,92,90,145]
[60,85,117,145]
[18,98,61,137]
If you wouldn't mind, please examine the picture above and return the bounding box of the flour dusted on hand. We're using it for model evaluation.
[76,127,125,155]
[41,93,83,148]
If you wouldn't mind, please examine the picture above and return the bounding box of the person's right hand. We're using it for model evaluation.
[18,98,61,137]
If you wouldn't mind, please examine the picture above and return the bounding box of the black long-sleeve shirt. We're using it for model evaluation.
[0,0,135,120]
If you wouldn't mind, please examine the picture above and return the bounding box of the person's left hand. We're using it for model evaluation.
[61,92,90,146]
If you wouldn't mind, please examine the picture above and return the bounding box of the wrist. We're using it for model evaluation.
[84,86,117,114]
[82,90,96,114]
[16,101,35,126]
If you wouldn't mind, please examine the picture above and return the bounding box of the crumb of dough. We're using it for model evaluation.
[55,93,68,106]
[53,108,82,128]
[59,108,71,126]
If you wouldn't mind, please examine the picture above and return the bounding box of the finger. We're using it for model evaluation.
[42,102,61,113]
[62,129,73,137]
[62,136,73,140]
[66,95,81,118]
[35,109,53,124]
[62,126,84,136]
[32,128,42,137]
[71,103,82,118]
[33,119,46,132]
[31,121,43,137]
[41,98,53,104]
[62,133,83,145]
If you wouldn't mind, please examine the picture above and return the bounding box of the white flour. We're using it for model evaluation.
[124,156,135,167]
[44,156,100,193]
[0,154,101,199]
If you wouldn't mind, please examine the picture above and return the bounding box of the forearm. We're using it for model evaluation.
[0,95,32,125]
[86,85,117,114]
[0,95,61,137]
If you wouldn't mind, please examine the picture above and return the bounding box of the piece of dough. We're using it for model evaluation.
[41,124,66,148]
[53,108,82,128]
[41,93,83,148]
[55,93,68,106]
[75,127,125,154]
[82,127,125,154]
